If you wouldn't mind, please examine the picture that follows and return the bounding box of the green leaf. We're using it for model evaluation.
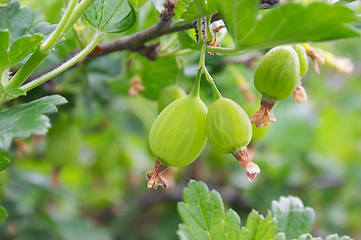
[0,206,7,225]
[217,1,360,50]
[7,34,44,67]
[0,31,44,70]
[177,180,241,240]
[128,0,148,10]
[179,0,217,24]
[174,0,192,19]
[178,31,199,49]
[4,88,26,98]
[0,95,67,151]
[0,0,34,43]
[0,0,55,70]
[84,0,136,33]
[216,0,259,48]
[239,210,281,240]
[29,22,57,36]
[0,151,9,172]
[271,196,315,239]
[130,56,178,100]
[0,30,10,69]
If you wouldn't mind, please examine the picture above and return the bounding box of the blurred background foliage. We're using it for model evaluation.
[0,0,361,239]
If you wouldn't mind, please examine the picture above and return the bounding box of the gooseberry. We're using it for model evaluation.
[252,46,300,127]
[147,94,207,189]
[206,97,260,181]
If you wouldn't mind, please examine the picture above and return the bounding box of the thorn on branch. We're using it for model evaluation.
[160,0,176,22]
[138,42,161,61]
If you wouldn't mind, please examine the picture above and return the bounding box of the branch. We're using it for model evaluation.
[27,0,280,82]
[27,19,196,81]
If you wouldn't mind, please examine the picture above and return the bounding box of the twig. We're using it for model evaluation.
[27,0,280,82]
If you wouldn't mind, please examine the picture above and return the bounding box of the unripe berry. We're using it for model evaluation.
[147,95,207,189]
[252,46,300,127]
[254,46,300,101]
[206,97,260,181]
[293,44,309,78]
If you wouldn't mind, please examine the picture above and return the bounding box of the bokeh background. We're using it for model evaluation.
[0,0,361,239]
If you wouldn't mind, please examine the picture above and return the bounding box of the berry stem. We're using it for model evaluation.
[197,41,222,100]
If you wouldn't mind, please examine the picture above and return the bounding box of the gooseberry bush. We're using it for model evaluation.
[0,0,360,238]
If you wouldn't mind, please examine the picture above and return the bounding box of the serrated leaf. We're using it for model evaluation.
[180,0,217,24]
[271,196,315,239]
[0,31,44,70]
[239,210,278,240]
[84,0,136,33]
[0,95,67,151]
[29,22,57,36]
[177,180,241,240]
[217,1,360,50]
[0,0,55,70]
[0,206,7,225]
[0,0,34,43]
[7,34,44,67]
[0,151,9,172]
[4,88,26,98]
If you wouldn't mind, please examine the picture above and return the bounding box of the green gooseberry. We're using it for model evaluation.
[206,97,260,181]
[252,46,300,128]
[147,94,207,189]
[293,44,309,78]
[292,44,309,104]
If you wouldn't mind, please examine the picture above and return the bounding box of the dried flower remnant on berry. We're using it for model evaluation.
[293,83,307,104]
[312,47,354,75]
[234,149,260,181]
[302,44,324,74]
[146,161,168,189]
[251,99,276,127]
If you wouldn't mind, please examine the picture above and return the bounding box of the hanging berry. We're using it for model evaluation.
[146,71,207,189]
[206,97,260,181]
[252,46,300,127]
